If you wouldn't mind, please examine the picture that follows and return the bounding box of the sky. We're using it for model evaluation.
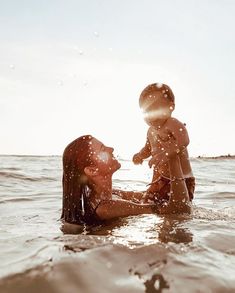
[0,0,235,158]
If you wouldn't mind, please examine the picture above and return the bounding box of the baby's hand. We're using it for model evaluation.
[132,153,143,165]
[148,156,157,168]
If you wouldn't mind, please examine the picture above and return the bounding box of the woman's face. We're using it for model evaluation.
[88,138,121,175]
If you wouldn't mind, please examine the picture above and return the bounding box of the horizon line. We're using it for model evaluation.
[0,153,234,159]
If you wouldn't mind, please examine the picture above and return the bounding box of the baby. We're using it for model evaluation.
[133,83,195,204]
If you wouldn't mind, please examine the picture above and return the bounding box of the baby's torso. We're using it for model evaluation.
[147,126,193,178]
[147,126,173,155]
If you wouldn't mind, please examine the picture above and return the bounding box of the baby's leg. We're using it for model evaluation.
[145,169,170,203]
[185,177,196,200]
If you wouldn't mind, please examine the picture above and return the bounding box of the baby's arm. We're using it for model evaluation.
[162,118,189,156]
[149,119,189,168]
[133,137,151,165]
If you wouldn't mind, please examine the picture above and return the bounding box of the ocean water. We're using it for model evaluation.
[0,155,235,293]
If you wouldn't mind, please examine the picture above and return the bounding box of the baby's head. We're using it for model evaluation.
[139,83,175,125]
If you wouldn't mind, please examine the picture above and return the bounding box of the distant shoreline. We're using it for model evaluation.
[0,154,61,158]
[0,154,234,160]
[196,154,235,159]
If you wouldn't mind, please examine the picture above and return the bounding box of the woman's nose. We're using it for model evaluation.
[107,147,114,153]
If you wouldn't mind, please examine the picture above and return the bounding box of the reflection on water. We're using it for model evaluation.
[158,216,193,244]
[98,215,161,247]
[61,214,193,248]
[143,273,169,293]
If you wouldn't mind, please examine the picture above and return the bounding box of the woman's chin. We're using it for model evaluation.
[116,162,121,169]
[112,161,121,173]
[111,157,121,169]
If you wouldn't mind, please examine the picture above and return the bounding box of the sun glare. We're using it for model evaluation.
[97,151,110,163]
[111,215,162,247]
[143,108,169,120]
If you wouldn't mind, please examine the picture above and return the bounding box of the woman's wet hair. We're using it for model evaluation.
[61,135,94,224]
[139,83,175,106]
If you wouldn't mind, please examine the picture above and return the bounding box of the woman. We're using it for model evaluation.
[61,135,191,225]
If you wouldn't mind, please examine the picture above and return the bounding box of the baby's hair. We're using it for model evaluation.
[139,83,175,106]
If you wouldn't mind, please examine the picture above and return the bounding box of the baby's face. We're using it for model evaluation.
[140,91,174,125]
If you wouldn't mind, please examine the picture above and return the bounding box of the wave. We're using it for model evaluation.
[0,171,56,182]
[1,167,21,171]
[206,191,235,198]
[192,206,235,220]
[0,197,33,204]
[1,242,234,293]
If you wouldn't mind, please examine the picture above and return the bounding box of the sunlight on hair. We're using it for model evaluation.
[141,95,158,110]
[143,107,170,120]
[156,82,163,88]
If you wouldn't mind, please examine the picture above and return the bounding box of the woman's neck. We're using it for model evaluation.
[90,174,113,200]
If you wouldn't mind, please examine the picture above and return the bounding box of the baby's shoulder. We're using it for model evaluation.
[147,126,155,134]
[165,117,188,138]
[166,117,185,129]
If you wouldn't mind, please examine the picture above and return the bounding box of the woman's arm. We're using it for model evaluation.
[112,155,191,215]
[95,199,155,220]
[108,154,191,217]
[112,189,145,202]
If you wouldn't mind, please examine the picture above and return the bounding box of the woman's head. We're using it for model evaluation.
[62,135,120,224]
[83,137,121,178]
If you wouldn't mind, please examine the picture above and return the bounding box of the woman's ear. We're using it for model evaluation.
[84,166,99,177]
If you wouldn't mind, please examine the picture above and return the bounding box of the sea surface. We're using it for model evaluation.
[0,155,235,293]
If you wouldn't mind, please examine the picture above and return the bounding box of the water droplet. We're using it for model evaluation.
[154,280,160,290]
[93,31,99,37]
[10,64,15,70]
[79,50,84,55]
[57,80,64,86]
